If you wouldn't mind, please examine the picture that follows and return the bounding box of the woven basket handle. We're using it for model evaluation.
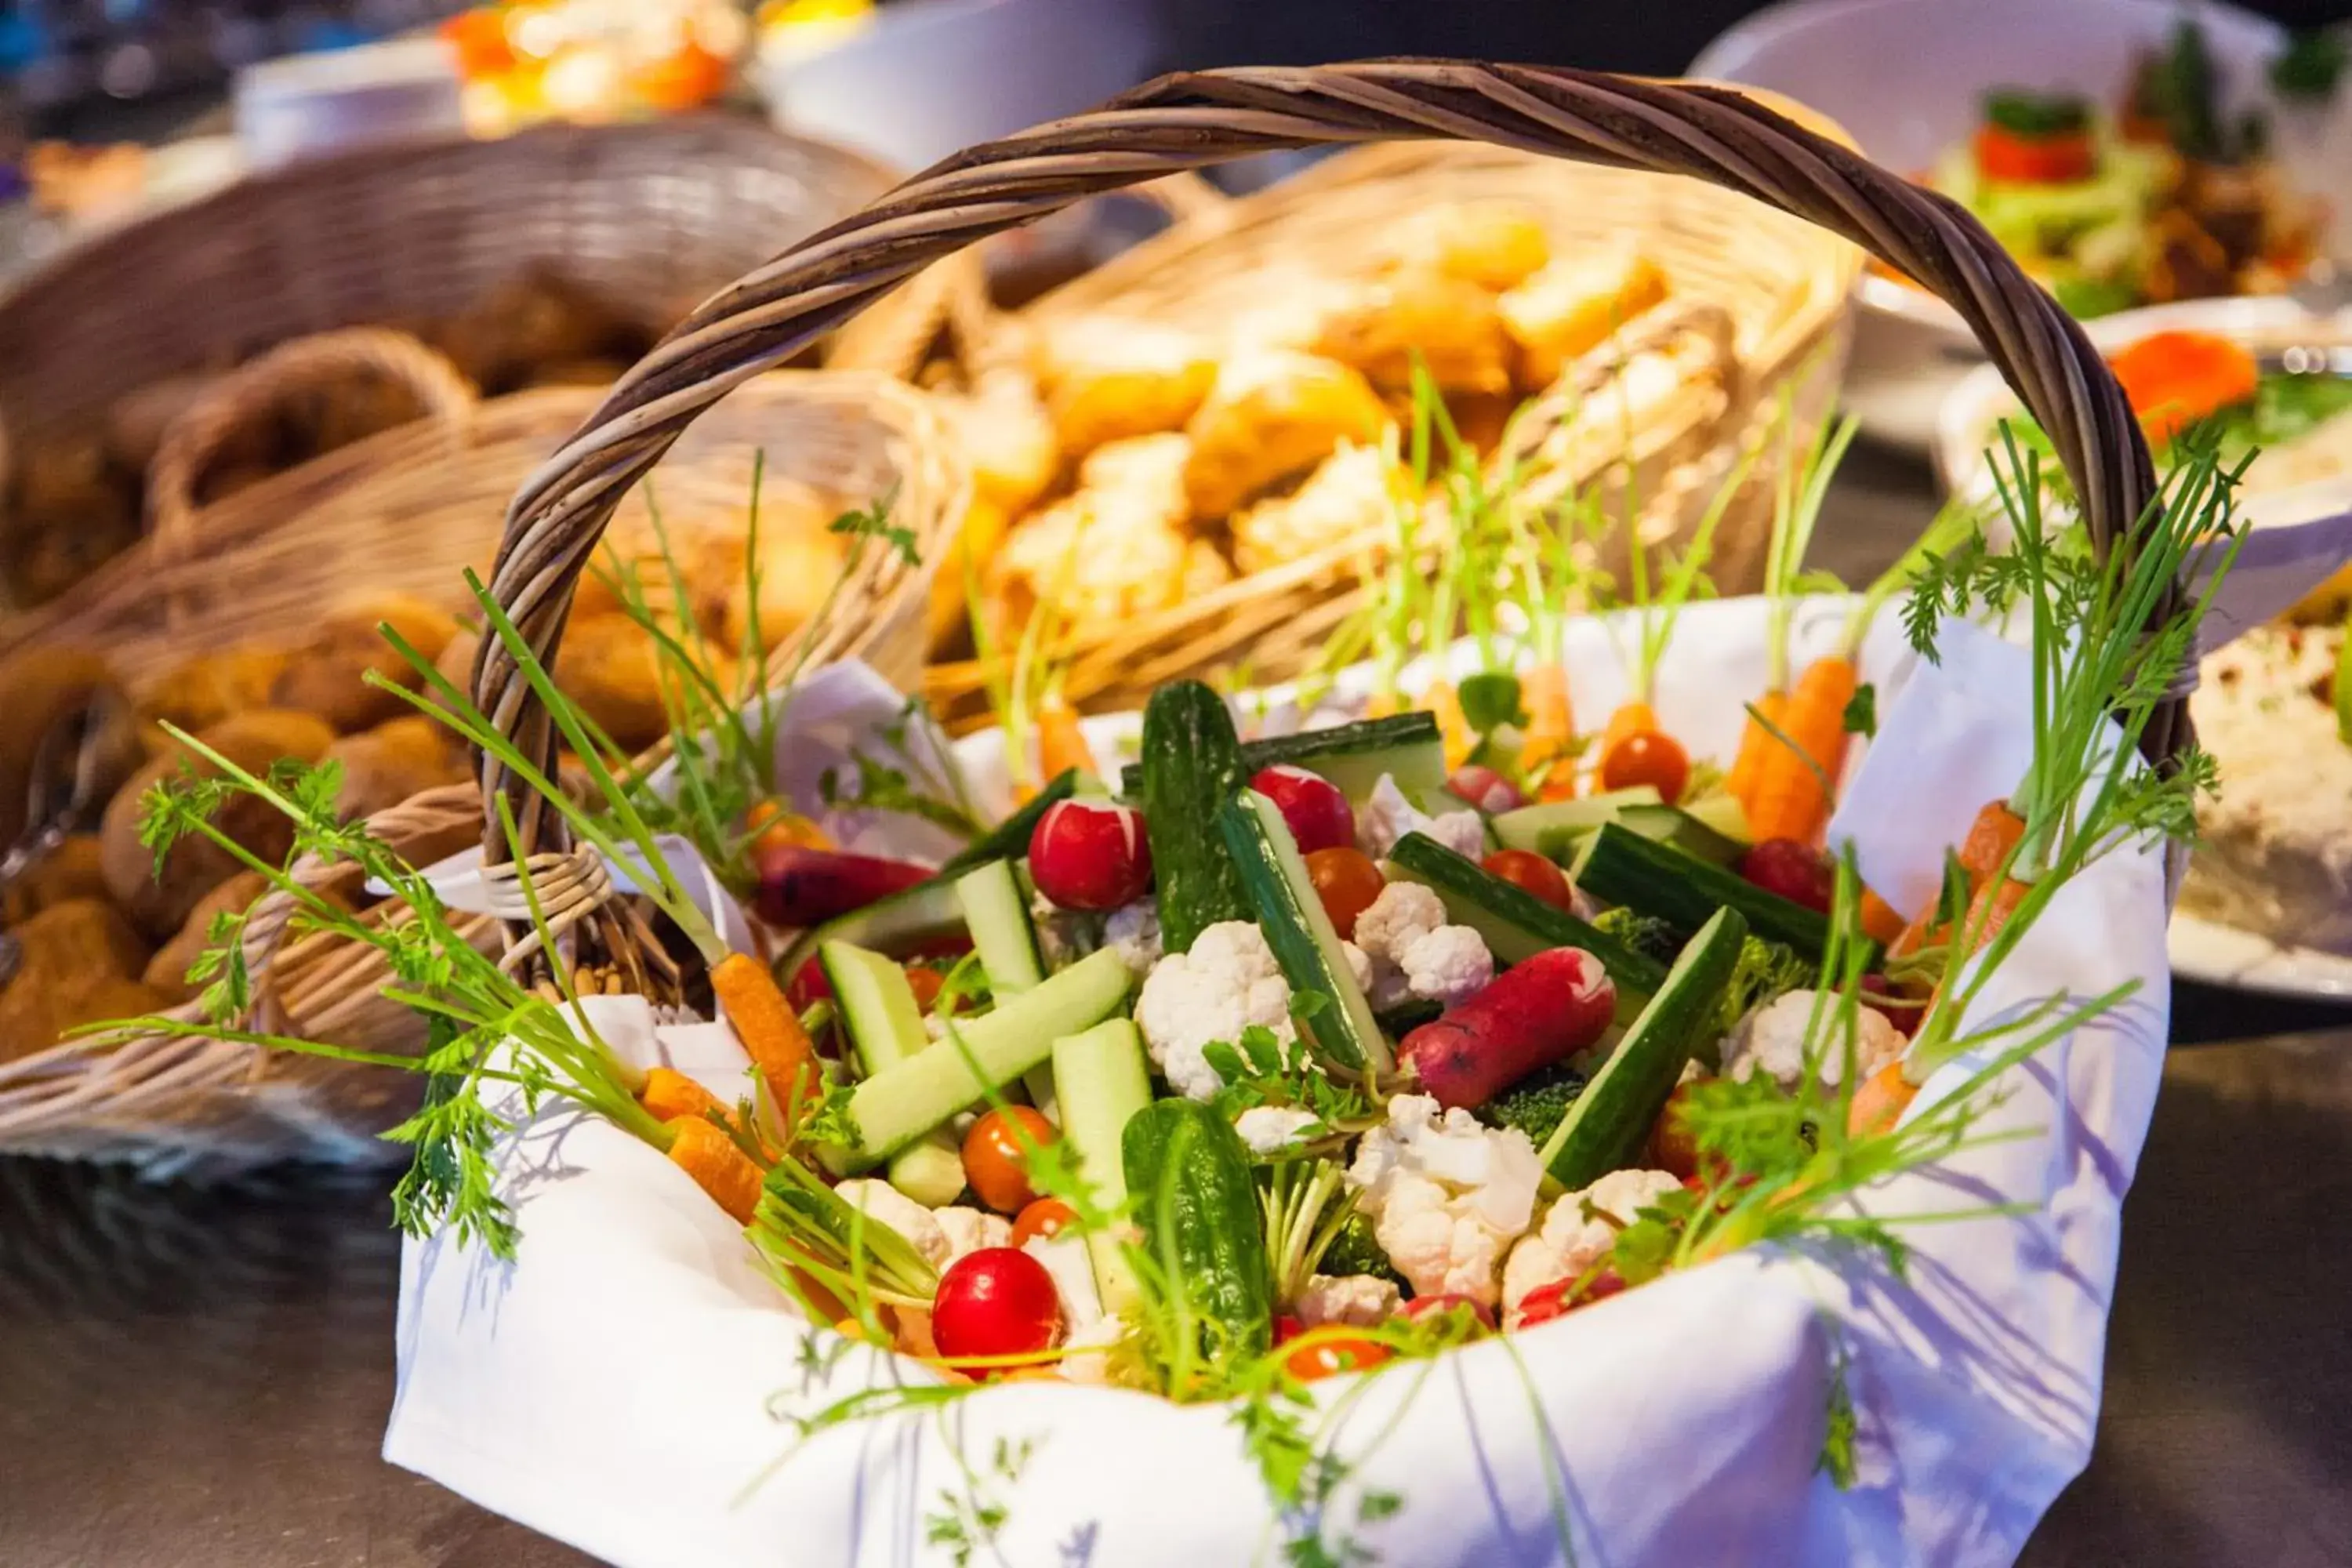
[474,62,2169,870]
[146,327,477,559]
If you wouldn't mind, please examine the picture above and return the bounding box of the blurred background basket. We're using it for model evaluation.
[0,113,964,615]
[0,339,970,1178]
[924,106,1862,723]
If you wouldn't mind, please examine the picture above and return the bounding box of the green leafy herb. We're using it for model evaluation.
[1841,684,1877,739]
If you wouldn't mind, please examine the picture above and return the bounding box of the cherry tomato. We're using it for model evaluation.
[1446,764,1528,813]
[1281,1327,1395,1382]
[1399,1293,1496,1333]
[1480,848,1575,913]
[1860,971,1926,1036]
[1598,730,1690,803]
[1645,1080,1704,1181]
[962,1106,1059,1214]
[1272,1313,1307,1348]
[1304,846,1385,938]
[904,966,945,1013]
[1973,125,2096,184]
[1027,797,1153,911]
[1011,1197,1076,1246]
[931,1247,1064,1367]
[1250,764,1356,853]
[742,798,833,860]
[1516,1268,1627,1330]
[1739,837,1835,914]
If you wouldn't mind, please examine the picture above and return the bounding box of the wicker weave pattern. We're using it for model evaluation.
[479,62,2169,880]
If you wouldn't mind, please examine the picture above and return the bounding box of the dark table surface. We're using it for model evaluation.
[1,440,2349,1566]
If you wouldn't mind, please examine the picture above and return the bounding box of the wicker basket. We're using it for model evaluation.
[924,106,1864,719]
[0,339,971,1175]
[0,114,966,612]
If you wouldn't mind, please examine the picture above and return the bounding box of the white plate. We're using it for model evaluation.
[2169,911,2352,998]
[1691,0,2347,451]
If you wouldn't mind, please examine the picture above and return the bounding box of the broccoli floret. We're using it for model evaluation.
[1716,933,1813,1041]
[1316,1208,1405,1289]
[1475,1061,1587,1148]
[1592,906,1684,967]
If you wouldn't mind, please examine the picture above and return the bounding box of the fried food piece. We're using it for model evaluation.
[1,835,107,924]
[1034,317,1219,456]
[949,370,1061,515]
[100,710,336,938]
[1374,201,1552,291]
[1181,352,1390,521]
[1229,442,1412,575]
[268,594,459,733]
[1310,270,1514,397]
[1499,249,1670,390]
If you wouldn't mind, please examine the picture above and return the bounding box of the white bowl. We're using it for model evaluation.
[1934,294,2352,529]
[1691,0,2347,451]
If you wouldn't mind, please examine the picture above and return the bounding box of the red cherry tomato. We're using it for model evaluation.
[962,1106,1058,1214]
[1645,1080,1704,1181]
[1738,837,1835,914]
[1010,1197,1076,1246]
[1027,798,1153,911]
[1303,846,1385,938]
[1249,764,1356,854]
[1446,764,1528,814]
[1973,124,2096,184]
[1281,1327,1395,1382]
[931,1247,1064,1367]
[1480,848,1575,913]
[1860,971,1926,1036]
[1597,730,1690,803]
[904,966,946,1013]
[1272,1313,1307,1348]
[1516,1268,1627,1330]
[1399,1293,1496,1333]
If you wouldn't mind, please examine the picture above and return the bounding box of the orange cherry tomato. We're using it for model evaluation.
[962,1106,1058,1214]
[1480,848,1574,913]
[1598,729,1690,804]
[904,966,945,1012]
[1011,1197,1076,1246]
[743,798,833,859]
[1304,847,1385,938]
[1280,1327,1396,1383]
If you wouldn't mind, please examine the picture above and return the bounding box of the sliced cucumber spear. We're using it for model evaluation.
[1219,788,1392,1074]
[1051,1018,1152,1315]
[818,948,1133,1175]
[819,942,966,1206]
[953,858,1059,1120]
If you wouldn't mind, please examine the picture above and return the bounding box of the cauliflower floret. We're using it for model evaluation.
[1352,881,1493,1009]
[1025,1232,1123,1380]
[1398,924,1493,1009]
[1234,1105,1323,1156]
[1357,774,1488,862]
[1501,1169,1681,1327]
[935,1206,1013,1265]
[1134,920,1296,1099]
[1297,1272,1403,1328]
[1721,990,1905,1094]
[1103,899,1164,976]
[1341,939,1374,996]
[1345,1094,1541,1307]
[833,1179,949,1268]
[1058,1316,1129,1385]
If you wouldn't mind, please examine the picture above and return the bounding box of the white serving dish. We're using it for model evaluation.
[1691,0,2349,452]
[234,38,468,171]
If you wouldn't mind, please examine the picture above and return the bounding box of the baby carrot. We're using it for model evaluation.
[1518,662,1577,799]
[1743,653,1859,845]
[1857,886,1909,947]
[641,1066,724,1125]
[1421,677,1472,771]
[1026,691,1096,803]
[711,950,818,1132]
[1727,689,1787,808]
[1601,699,1657,755]
[1893,800,2027,956]
[666,1114,765,1223]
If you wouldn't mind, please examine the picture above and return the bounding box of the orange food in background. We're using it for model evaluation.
[2107,330,2260,445]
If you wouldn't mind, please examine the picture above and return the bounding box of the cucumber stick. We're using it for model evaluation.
[1118,711,1446,802]
[1381,832,1666,1011]
[1220,789,1391,1073]
[1541,906,1747,1188]
[775,876,964,982]
[952,858,1058,1117]
[1490,789,1662,853]
[820,949,1132,1174]
[1051,1019,1152,1314]
[1573,822,1843,960]
[1123,1099,1272,1361]
[1142,681,1254,953]
[818,942,966,1206]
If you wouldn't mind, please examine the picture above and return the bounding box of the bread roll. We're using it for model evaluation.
[1,834,107,924]
[140,644,289,739]
[322,716,466,824]
[1310,271,1514,397]
[1499,249,1670,390]
[268,593,458,732]
[1035,317,1219,456]
[1181,352,1389,521]
[1375,201,1551,291]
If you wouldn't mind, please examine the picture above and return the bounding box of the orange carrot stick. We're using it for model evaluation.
[712,950,818,1128]
[666,1114,764,1223]
[1857,887,1909,947]
[1519,662,1578,800]
[641,1065,725,1125]
[1728,689,1788,810]
[1848,1061,1915,1138]
[1028,692,1096,800]
[1601,699,1657,755]
[1422,678,1472,771]
[1852,869,2033,1136]
[1893,800,2029,956]
[1744,655,1858,845]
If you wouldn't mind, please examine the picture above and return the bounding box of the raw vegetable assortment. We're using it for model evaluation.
[96,394,2255,1565]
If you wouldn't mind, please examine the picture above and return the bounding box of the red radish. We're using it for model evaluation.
[1737,837,1835,914]
[1861,972,1926,1036]
[1250,764,1356,853]
[1480,848,1575,913]
[931,1247,1063,1366]
[1644,1081,1704,1181]
[1272,1313,1306,1348]
[1028,797,1152,910]
[786,957,833,1012]
[1400,1293,1496,1332]
[1398,948,1617,1110]
[1446,764,1527,813]
[1517,1268,1626,1329]
[754,846,931,927]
